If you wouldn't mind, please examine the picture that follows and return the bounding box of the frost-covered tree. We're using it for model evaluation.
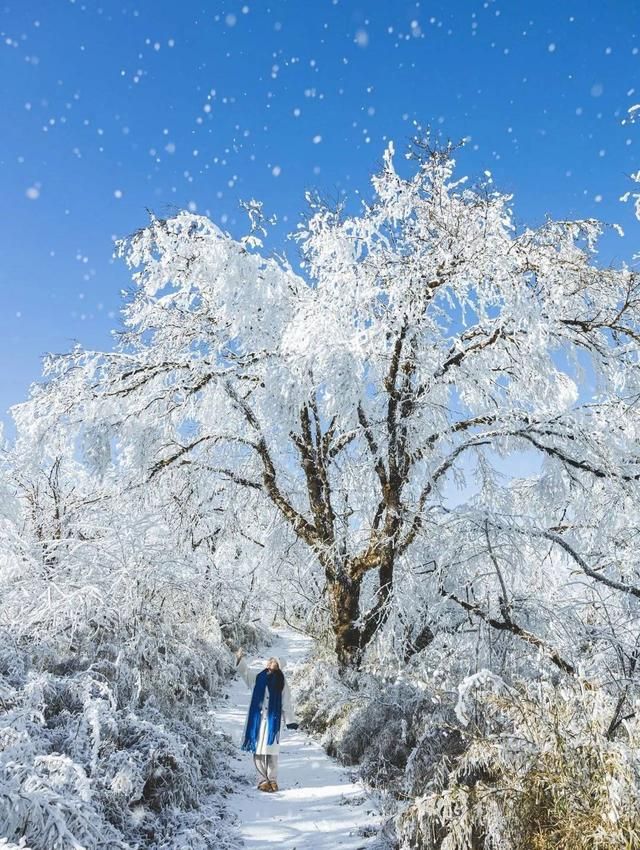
[0,391,252,850]
[30,139,640,669]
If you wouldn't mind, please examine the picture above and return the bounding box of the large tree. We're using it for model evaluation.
[33,141,640,667]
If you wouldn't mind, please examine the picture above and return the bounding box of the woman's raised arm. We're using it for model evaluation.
[235,648,257,689]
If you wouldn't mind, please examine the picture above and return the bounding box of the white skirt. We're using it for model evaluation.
[249,707,281,756]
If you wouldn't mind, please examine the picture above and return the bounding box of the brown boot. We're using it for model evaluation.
[258,780,271,792]
[269,781,279,792]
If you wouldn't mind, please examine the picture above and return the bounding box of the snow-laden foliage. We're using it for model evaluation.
[18,138,640,675]
[620,169,640,226]
[0,626,241,850]
[293,652,461,797]
[396,675,640,850]
[294,647,640,850]
[0,422,249,848]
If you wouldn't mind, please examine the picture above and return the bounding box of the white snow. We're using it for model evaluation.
[214,628,381,849]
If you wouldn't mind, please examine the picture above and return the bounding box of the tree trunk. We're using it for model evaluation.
[327,573,364,668]
[326,554,399,669]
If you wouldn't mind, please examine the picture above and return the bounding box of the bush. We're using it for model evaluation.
[292,653,462,797]
[0,615,242,850]
[396,675,640,850]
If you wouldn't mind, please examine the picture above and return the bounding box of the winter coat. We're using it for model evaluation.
[237,656,297,755]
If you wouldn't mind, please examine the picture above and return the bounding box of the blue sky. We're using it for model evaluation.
[1,0,639,426]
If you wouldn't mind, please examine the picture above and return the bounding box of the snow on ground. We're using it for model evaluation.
[213,627,381,849]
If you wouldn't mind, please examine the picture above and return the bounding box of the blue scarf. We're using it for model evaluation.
[241,669,283,752]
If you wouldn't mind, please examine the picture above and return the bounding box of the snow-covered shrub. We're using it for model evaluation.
[219,619,272,655]
[0,615,242,850]
[0,445,244,849]
[292,654,356,746]
[0,615,243,850]
[396,676,640,850]
[293,653,462,798]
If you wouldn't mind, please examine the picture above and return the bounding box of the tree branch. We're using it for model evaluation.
[441,584,576,675]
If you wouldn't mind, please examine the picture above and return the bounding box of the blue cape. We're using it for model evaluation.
[241,669,283,752]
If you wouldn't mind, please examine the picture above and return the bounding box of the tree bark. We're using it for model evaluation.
[327,573,364,667]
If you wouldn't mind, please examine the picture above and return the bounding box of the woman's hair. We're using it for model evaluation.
[268,668,285,692]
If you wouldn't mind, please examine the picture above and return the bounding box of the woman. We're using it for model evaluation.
[235,648,298,792]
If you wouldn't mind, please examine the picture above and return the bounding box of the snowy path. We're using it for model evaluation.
[213,628,381,850]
